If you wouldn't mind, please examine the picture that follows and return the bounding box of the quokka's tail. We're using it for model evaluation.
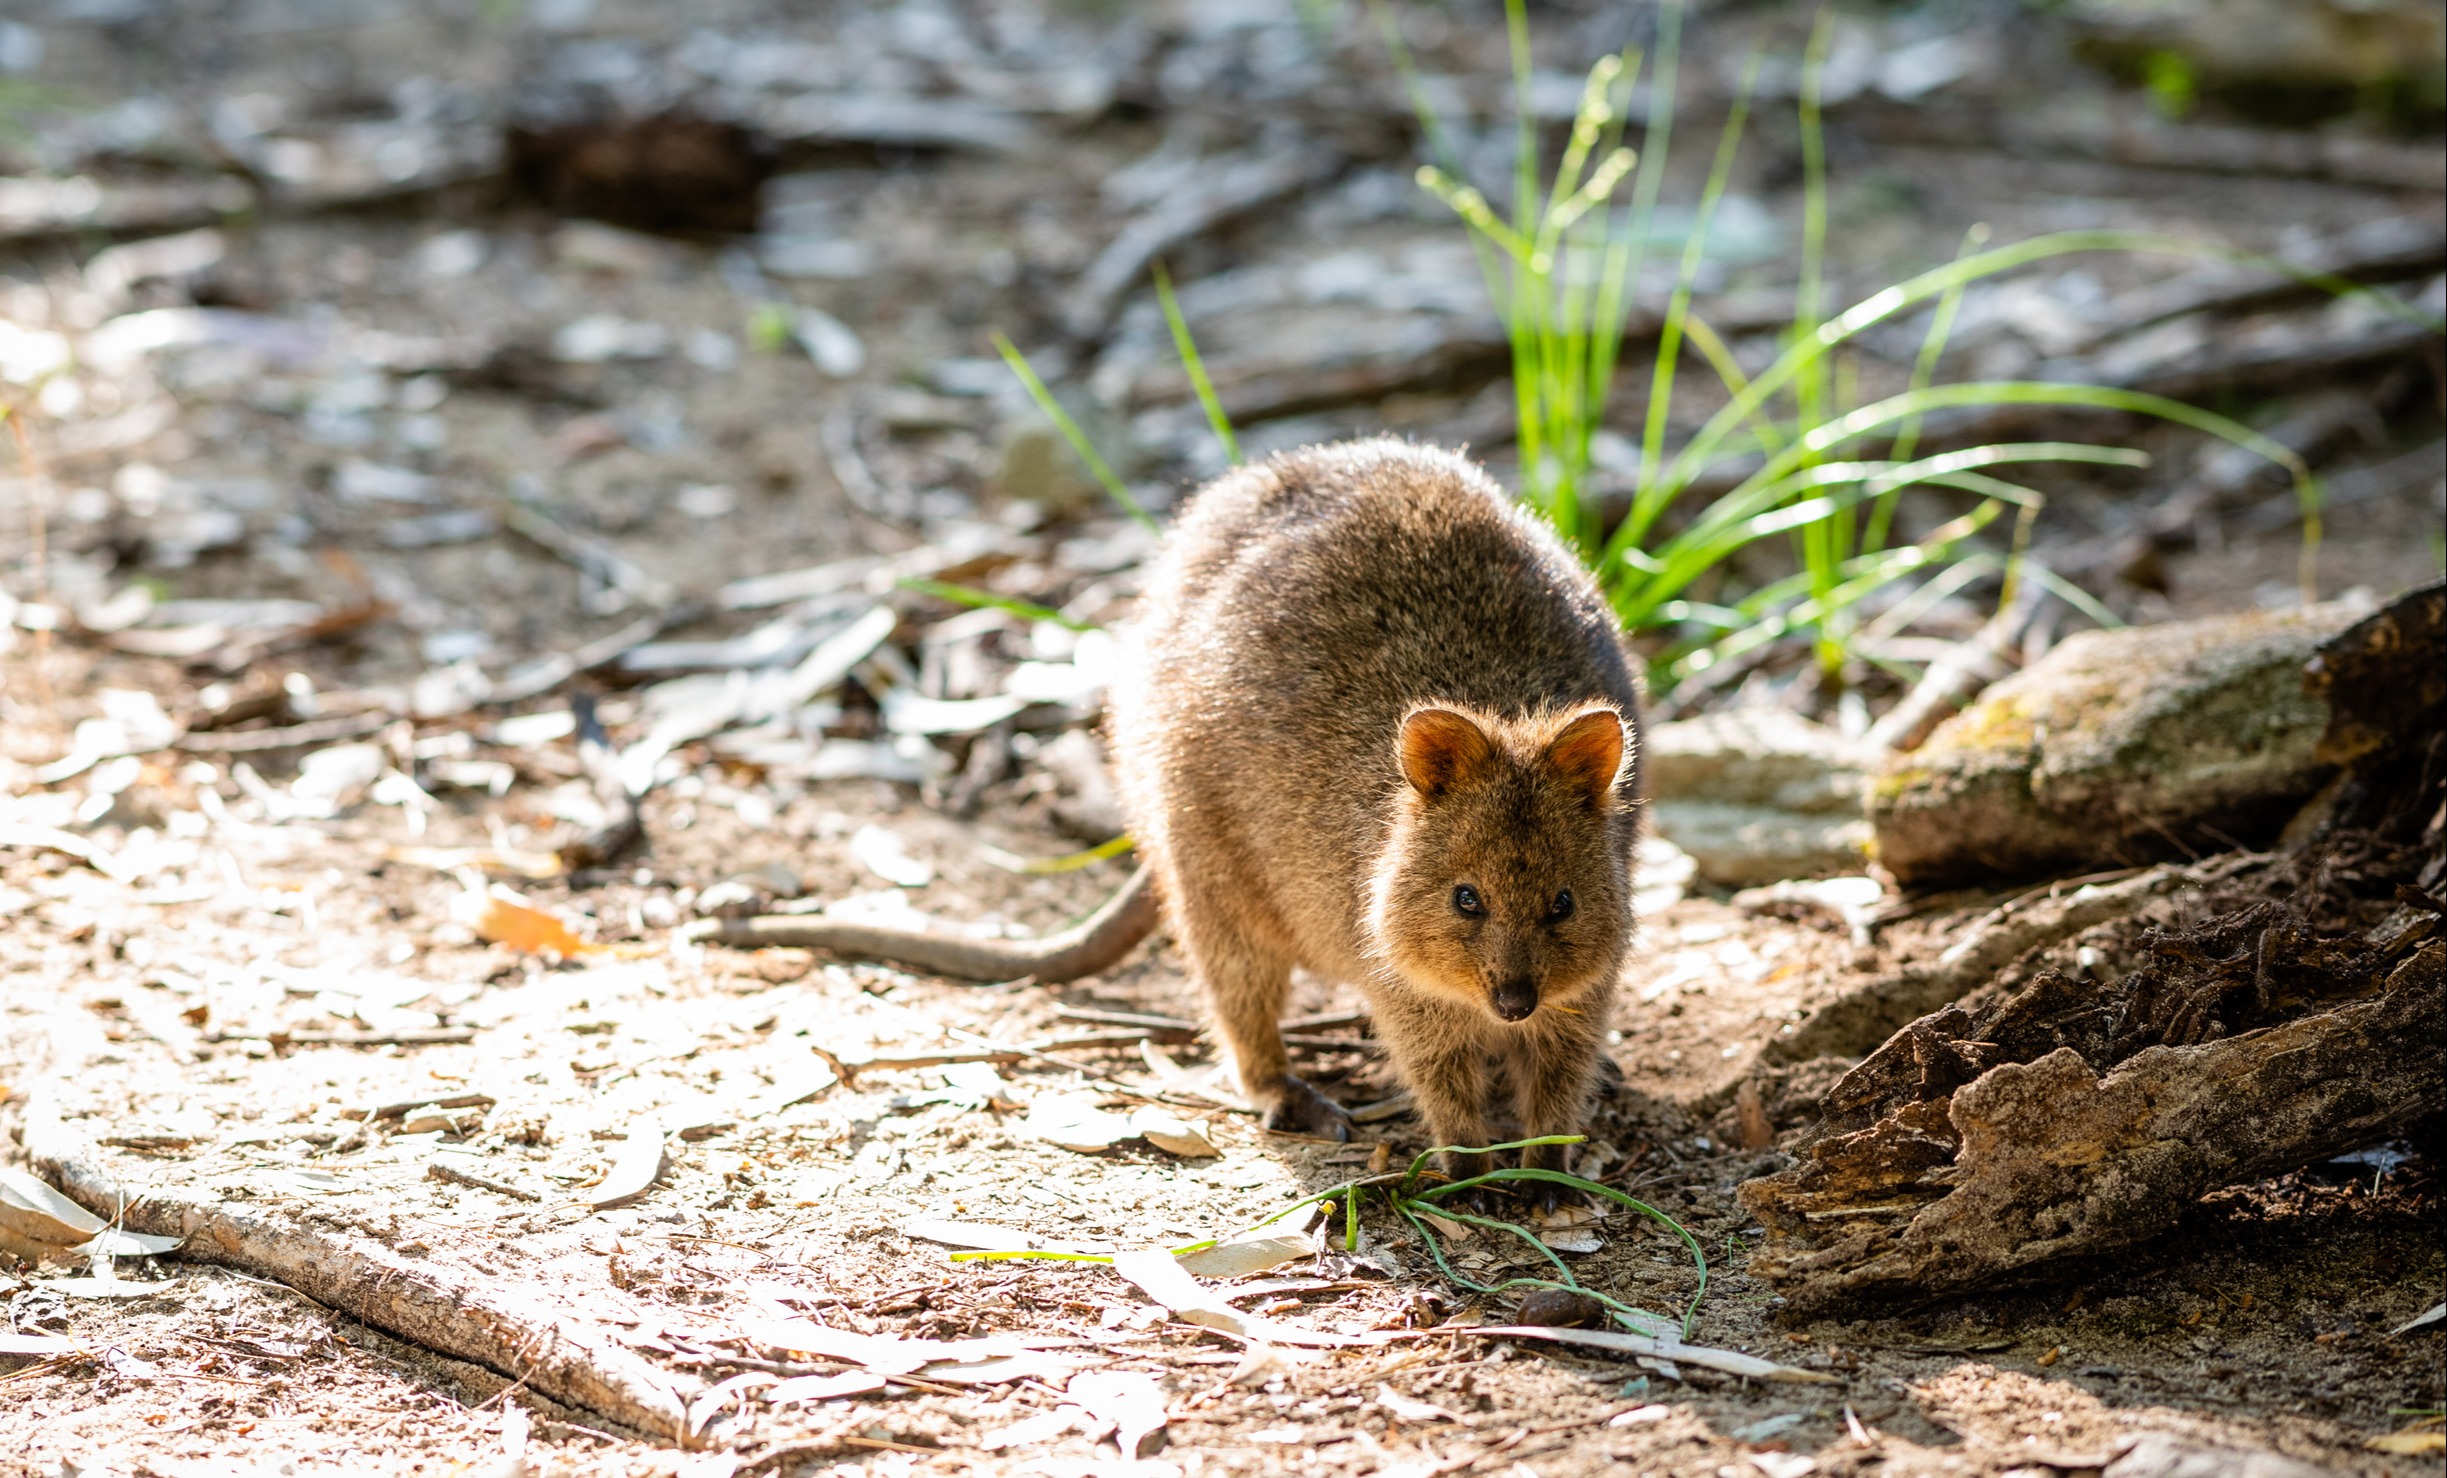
[685,864,1158,984]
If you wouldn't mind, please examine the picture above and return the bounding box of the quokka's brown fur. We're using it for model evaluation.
[690,437,1643,1184]
[1109,437,1642,1178]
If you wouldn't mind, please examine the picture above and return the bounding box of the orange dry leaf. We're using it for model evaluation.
[459,888,597,956]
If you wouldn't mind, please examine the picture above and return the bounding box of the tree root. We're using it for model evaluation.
[22,1092,699,1445]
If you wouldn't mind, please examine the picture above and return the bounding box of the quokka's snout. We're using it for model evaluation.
[1490,975,1539,1021]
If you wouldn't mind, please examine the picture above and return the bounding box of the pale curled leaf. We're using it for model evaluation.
[1374,1384,1459,1423]
[766,1372,886,1404]
[0,1333,82,1356]
[1130,1107,1219,1158]
[75,1229,182,1257]
[1027,1094,1135,1153]
[0,1166,106,1244]
[586,1125,667,1210]
[41,1274,169,1299]
[980,1406,1085,1450]
[1110,1249,1369,1348]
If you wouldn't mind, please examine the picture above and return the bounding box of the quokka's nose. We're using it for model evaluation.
[1490,976,1539,1021]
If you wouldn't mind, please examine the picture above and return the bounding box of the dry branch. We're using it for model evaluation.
[22,1093,700,1444]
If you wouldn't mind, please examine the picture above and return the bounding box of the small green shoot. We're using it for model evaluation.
[977,833,1136,876]
[1152,261,1244,467]
[746,302,796,355]
[895,576,1098,632]
[950,1133,1710,1341]
[991,332,1158,532]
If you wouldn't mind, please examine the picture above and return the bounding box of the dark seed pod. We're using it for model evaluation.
[1515,1288,1610,1328]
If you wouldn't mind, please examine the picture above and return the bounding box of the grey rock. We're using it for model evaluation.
[1644,710,1878,887]
[1869,599,2371,886]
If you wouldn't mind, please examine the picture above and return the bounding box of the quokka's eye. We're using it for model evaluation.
[1452,884,1485,917]
[1548,889,1575,921]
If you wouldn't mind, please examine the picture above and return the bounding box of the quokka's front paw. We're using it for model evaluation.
[1257,1075,1353,1141]
[1516,1176,1596,1218]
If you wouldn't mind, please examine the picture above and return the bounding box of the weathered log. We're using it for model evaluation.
[1745,586,2446,1311]
[1868,599,2370,886]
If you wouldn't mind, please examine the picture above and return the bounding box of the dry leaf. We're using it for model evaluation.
[1477,1325,1839,1384]
[1130,1108,1219,1158]
[1026,1094,1135,1153]
[1066,1369,1168,1459]
[387,845,564,881]
[0,1166,107,1245]
[0,1333,80,1356]
[2367,1430,2445,1455]
[456,885,597,956]
[849,824,933,887]
[979,1407,1084,1450]
[766,1372,886,1404]
[2391,1302,2444,1335]
[78,1228,183,1257]
[688,1371,777,1436]
[916,1351,1081,1386]
[43,1274,169,1299]
[1176,1235,1309,1279]
[1374,1384,1459,1423]
[739,1318,1034,1376]
[1109,1248,1369,1348]
[586,1125,666,1210]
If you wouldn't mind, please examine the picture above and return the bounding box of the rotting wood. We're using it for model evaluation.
[1767,854,2262,1065]
[1742,937,2443,1314]
[1744,588,2446,1312]
[22,1091,699,1444]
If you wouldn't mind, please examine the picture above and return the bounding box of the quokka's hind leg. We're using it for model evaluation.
[1173,896,1349,1139]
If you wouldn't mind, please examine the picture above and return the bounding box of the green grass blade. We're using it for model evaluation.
[896,577,1099,631]
[1504,0,1538,234]
[1886,224,1991,471]
[1632,50,1760,539]
[1151,260,1242,465]
[1627,227,2405,530]
[1790,7,1835,447]
[991,332,1157,531]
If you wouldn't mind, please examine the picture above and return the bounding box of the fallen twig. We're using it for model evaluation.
[23,1088,697,1442]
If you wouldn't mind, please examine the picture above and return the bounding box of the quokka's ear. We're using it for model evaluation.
[1543,706,1626,806]
[1398,707,1496,799]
